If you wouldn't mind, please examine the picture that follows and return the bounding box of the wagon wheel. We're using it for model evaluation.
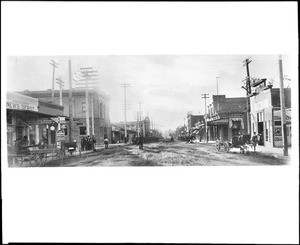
[15,156,24,167]
[37,153,48,166]
[29,153,40,167]
[239,146,245,154]
[56,151,65,165]
[224,143,230,153]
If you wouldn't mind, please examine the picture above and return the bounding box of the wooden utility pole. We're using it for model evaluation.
[91,93,95,136]
[49,59,59,102]
[216,76,220,110]
[139,101,142,136]
[80,67,98,136]
[201,93,209,142]
[243,58,252,135]
[56,76,65,106]
[121,83,130,143]
[278,55,288,156]
[68,60,74,142]
[137,111,140,136]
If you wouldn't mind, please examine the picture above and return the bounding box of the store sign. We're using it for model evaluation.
[20,119,56,125]
[6,92,38,112]
[273,115,291,121]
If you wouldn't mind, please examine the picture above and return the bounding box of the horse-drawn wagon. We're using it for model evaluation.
[216,134,254,154]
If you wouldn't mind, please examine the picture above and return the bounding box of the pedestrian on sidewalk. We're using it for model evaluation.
[91,135,97,151]
[81,138,86,151]
[252,132,258,152]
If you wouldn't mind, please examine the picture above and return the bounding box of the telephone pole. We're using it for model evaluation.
[278,55,288,156]
[121,83,130,143]
[80,67,98,136]
[49,59,59,102]
[243,58,252,135]
[139,101,142,136]
[68,60,74,142]
[137,111,140,136]
[201,93,209,142]
[216,76,220,96]
[216,76,220,110]
[56,76,65,106]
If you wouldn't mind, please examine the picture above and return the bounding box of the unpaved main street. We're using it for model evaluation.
[44,141,289,167]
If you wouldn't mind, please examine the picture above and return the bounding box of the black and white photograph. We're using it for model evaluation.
[1,2,299,244]
[5,54,293,167]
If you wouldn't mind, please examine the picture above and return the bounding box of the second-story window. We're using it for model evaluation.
[82,102,86,112]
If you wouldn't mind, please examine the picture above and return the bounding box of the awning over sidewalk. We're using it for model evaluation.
[207,118,229,126]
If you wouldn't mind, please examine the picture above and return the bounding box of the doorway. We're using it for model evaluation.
[257,122,264,145]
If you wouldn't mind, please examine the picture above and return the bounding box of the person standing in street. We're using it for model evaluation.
[137,135,143,149]
[104,134,109,149]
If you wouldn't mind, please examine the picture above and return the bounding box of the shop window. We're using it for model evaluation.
[265,121,269,142]
[257,112,264,122]
[50,130,56,144]
[82,102,86,112]
[17,127,23,140]
[274,121,281,126]
[80,126,86,135]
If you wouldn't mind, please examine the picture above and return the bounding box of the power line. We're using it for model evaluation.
[49,59,59,102]
[120,83,130,143]
[243,57,252,135]
[201,93,209,142]
[81,67,99,136]
[56,76,65,106]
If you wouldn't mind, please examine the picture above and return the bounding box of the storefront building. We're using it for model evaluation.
[249,82,291,148]
[206,95,248,141]
[19,89,111,144]
[187,114,205,141]
[7,92,64,148]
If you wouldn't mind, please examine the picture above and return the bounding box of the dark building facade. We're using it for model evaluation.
[206,95,248,141]
[187,114,205,141]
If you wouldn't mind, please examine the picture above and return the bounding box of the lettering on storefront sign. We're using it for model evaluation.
[6,101,38,111]
[19,119,57,125]
[57,131,65,136]
[274,115,291,121]
[207,115,220,122]
[6,92,39,112]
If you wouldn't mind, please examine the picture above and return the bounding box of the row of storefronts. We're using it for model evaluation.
[187,86,292,150]
[6,92,65,149]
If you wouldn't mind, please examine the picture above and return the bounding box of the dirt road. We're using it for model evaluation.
[43,141,289,167]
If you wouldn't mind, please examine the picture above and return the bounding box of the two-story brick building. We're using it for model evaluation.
[19,89,111,144]
[249,80,291,149]
[206,95,248,141]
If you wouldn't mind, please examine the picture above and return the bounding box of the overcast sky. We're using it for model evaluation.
[7,55,291,133]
